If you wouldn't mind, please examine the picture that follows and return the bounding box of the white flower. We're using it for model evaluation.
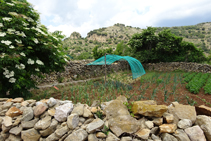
[0,53,6,58]
[0,32,6,37]
[8,12,18,17]
[57,50,61,53]
[53,36,58,41]
[24,27,30,30]
[20,52,26,57]
[6,3,14,6]
[33,38,39,44]
[64,58,68,62]
[7,28,16,34]
[35,68,40,71]
[3,70,14,78]
[53,53,56,55]
[27,58,34,64]
[36,60,44,65]
[43,43,48,45]
[53,45,58,48]
[15,39,22,44]
[27,17,34,22]
[15,64,25,69]
[1,40,12,45]
[16,31,26,37]
[9,78,16,83]
[2,17,12,22]
[22,21,29,26]
[9,45,15,49]
[55,62,58,65]
[0,23,3,27]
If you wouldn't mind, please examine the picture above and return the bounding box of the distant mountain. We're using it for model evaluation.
[62,22,211,59]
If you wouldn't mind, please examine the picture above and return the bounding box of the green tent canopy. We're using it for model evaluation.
[86,55,145,79]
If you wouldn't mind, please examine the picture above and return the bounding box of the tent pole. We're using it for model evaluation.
[105,53,107,85]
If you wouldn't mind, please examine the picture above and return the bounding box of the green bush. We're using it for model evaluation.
[0,0,68,98]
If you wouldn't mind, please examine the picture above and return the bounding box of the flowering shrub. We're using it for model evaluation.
[0,0,69,98]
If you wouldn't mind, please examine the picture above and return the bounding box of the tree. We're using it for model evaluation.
[92,46,113,60]
[0,0,69,98]
[128,27,206,63]
[114,41,131,56]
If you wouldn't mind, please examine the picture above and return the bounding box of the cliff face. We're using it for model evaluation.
[86,34,108,42]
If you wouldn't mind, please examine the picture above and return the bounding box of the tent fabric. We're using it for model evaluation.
[86,55,145,79]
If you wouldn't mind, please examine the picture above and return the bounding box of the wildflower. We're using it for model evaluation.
[6,3,14,6]
[0,23,3,27]
[24,27,30,30]
[53,36,58,41]
[7,29,16,34]
[1,40,12,45]
[27,58,34,64]
[64,58,68,62]
[15,39,22,44]
[9,45,15,49]
[16,31,26,37]
[57,50,61,53]
[27,17,34,22]
[0,32,6,37]
[35,68,40,71]
[33,38,39,44]
[22,21,29,26]
[53,53,56,55]
[36,60,44,65]
[55,62,58,65]
[20,52,26,57]
[2,17,12,22]
[16,64,25,69]
[3,70,14,78]
[8,12,18,17]
[9,78,16,83]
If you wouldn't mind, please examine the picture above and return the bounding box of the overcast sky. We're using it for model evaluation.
[27,0,211,38]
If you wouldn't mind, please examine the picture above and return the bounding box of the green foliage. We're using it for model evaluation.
[92,46,113,60]
[204,74,211,94]
[184,73,197,82]
[76,52,93,60]
[113,41,131,56]
[0,0,68,98]
[123,101,134,117]
[128,27,207,63]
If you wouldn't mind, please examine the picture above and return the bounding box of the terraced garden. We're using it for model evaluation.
[30,70,211,107]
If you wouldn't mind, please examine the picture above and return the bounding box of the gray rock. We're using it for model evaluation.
[34,116,51,130]
[121,136,132,141]
[161,133,178,141]
[86,118,104,133]
[47,97,57,107]
[34,103,48,117]
[5,134,22,141]
[106,131,120,141]
[21,107,34,121]
[21,118,39,129]
[55,125,68,138]
[145,121,154,129]
[2,102,13,110]
[40,118,58,137]
[83,106,93,118]
[21,128,41,141]
[67,113,79,130]
[9,125,22,135]
[54,102,73,122]
[195,115,211,141]
[173,129,190,141]
[135,128,151,140]
[185,125,206,141]
[177,119,192,129]
[46,133,60,141]
[64,129,88,141]
[3,116,12,127]
[71,103,84,116]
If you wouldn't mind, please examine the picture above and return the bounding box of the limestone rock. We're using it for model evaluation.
[48,108,56,116]
[121,136,132,141]
[173,129,190,141]
[177,119,192,129]
[54,102,73,122]
[5,107,22,117]
[195,105,211,116]
[67,113,79,130]
[135,128,151,140]
[153,117,163,126]
[159,124,177,133]
[104,100,130,119]
[21,128,41,141]
[21,101,29,107]
[40,118,58,136]
[9,125,22,135]
[185,125,206,141]
[86,118,104,133]
[55,125,68,138]
[34,116,51,130]
[168,104,196,124]
[6,134,22,141]
[163,112,174,123]
[106,131,120,141]
[96,132,106,138]
[195,115,211,141]
[108,115,139,137]
[34,103,48,117]
[21,107,34,121]
[3,116,12,127]
[47,97,57,107]
[88,134,98,141]
[83,106,93,118]
[145,121,154,129]
[21,118,39,129]
[131,101,167,117]
[11,98,24,103]
[161,133,178,141]
[45,133,60,141]
[3,102,13,110]
[64,129,88,141]
[71,103,84,116]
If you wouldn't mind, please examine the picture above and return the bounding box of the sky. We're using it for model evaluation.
[27,0,211,38]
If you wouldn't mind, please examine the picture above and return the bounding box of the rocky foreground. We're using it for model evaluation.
[0,96,211,141]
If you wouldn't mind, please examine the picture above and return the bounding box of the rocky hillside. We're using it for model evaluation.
[0,96,211,141]
[63,22,211,59]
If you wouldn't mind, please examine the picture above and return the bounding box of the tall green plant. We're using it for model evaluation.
[0,0,68,98]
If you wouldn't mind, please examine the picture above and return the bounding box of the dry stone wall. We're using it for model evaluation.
[33,61,211,85]
[0,96,211,141]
